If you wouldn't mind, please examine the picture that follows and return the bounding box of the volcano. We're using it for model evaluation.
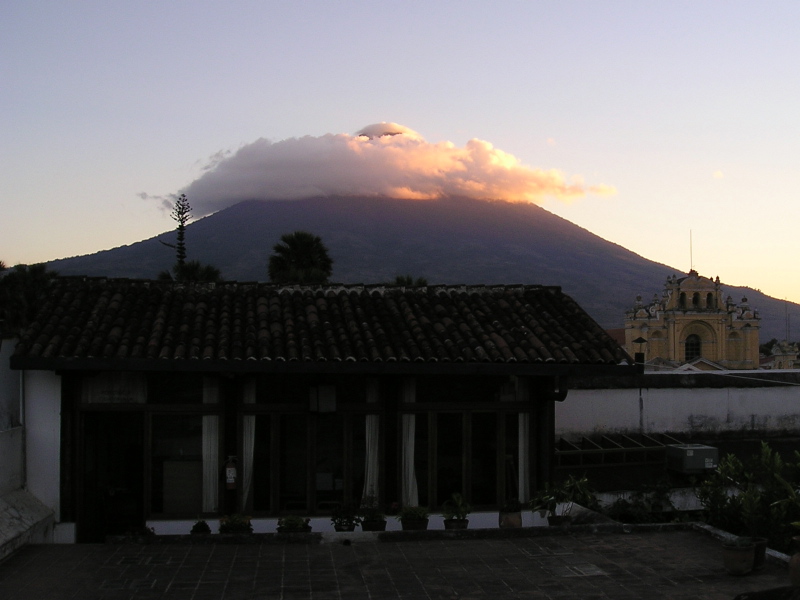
[48,195,794,338]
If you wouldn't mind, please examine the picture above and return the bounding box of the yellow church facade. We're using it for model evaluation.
[624,270,760,370]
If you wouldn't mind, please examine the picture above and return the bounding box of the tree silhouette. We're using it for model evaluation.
[0,263,58,333]
[268,231,333,284]
[158,260,221,283]
[157,195,222,282]
[393,275,428,286]
[161,193,192,267]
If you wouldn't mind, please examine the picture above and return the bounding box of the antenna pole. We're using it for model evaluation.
[689,230,693,271]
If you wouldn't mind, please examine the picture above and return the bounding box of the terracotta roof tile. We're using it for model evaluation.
[9,278,634,373]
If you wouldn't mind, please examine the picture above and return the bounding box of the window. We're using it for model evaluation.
[151,415,204,515]
[685,334,701,361]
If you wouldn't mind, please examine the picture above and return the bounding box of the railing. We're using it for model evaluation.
[555,432,683,468]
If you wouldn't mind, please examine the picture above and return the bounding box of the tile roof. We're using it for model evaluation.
[10,278,634,374]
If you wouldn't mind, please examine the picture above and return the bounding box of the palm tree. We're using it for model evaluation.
[268,231,333,284]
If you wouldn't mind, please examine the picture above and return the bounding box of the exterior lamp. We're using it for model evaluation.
[632,336,647,366]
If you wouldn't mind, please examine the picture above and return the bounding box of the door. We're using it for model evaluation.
[78,412,144,542]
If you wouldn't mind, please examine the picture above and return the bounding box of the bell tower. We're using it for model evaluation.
[624,270,760,369]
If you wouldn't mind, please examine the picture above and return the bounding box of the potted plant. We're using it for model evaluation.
[442,493,471,530]
[190,519,211,535]
[499,498,522,528]
[359,495,387,531]
[739,485,769,571]
[532,475,597,526]
[331,503,362,532]
[219,514,253,534]
[398,505,429,531]
[277,515,312,533]
[721,536,755,576]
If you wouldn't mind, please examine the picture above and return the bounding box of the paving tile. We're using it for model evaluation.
[0,530,793,599]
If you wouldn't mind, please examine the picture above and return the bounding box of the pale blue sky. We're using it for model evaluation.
[3,2,799,300]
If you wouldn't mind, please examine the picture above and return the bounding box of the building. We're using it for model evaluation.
[4,277,635,542]
[624,270,760,370]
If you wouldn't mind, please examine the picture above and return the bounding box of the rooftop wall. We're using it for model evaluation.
[0,427,23,497]
[558,372,800,438]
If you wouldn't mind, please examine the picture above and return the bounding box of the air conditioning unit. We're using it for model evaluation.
[665,444,718,473]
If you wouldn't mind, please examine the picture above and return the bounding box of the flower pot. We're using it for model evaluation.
[789,536,800,586]
[334,524,356,532]
[443,519,468,530]
[499,511,522,529]
[400,518,429,531]
[360,520,387,532]
[722,541,755,576]
[277,526,312,533]
[547,515,573,527]
[751,537,768,571]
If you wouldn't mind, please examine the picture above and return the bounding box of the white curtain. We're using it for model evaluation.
[241,379,256,510]
[362,379,380,500]
[202,378,220,512]
[401,377,419,507]
[514,376,531,503]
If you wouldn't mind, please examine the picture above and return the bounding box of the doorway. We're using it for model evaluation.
[78,412,144,542]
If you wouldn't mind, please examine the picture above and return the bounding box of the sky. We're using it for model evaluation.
[3,2,800,302]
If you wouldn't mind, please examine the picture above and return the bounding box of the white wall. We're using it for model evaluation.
[24,371,61,520]
[557,378,800,438]
[0,427,23,497]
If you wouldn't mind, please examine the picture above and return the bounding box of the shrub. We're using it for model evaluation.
[190,519,211,534]
[219,514,253,534]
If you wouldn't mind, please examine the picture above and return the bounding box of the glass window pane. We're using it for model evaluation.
[414,414,429,507]
[436,413,463,506]
[252,416,271,512]
[256,376,309,404]
[151,415,203,514]
[471,412,497,506]
[279,414,308,510]
[352,414,368,500]
[504,413,520,504]
[315,413,343,511]
[150,375,204,404]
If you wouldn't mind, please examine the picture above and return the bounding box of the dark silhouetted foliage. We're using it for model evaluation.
[268,231,333,284]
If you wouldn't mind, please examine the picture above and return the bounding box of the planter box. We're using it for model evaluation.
[499,512,522,529]
[443,519,468,530]
[361,520,387,532]
[400,518,429,531]
[277,526,312,533]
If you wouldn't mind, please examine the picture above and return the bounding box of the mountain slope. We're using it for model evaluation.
[48,196,794,339]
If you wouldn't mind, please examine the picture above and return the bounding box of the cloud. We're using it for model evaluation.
[179,122,616,216]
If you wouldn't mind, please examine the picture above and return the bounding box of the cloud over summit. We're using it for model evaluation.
[180,123,615,216]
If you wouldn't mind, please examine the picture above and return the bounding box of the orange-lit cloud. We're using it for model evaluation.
[180,123,616,216]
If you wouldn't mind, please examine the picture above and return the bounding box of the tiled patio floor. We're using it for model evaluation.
[0,529,791,599]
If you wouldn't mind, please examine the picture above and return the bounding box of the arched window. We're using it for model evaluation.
[706,293,714,308]
[692,293,700,308]
[685,334,701,361]
[679,292,687,309]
